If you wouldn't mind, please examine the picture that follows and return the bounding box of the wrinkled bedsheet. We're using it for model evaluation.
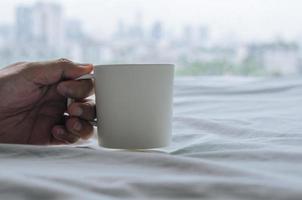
[0,77,302,200]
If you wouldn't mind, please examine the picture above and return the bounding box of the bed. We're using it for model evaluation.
[0,76,301,200]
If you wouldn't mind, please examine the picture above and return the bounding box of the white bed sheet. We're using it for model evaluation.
[0,77,301,200]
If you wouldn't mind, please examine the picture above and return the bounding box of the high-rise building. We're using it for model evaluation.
[115,19,126,39]
[150,21,163,41]
[15,5,34,44]
[65,19,84,41]
[15,2,65,53]
[128,12,144,40]
[0,25,13,48]
[34,2,65,52]
[248,42,300,75]
[198,25,209,46]
[182,25,193,44]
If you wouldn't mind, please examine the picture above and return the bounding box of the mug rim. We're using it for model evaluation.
[94,64,175,69]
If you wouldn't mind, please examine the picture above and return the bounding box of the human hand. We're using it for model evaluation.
[0,59,96,144]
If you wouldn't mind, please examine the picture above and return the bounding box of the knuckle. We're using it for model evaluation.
[56,58,73,64]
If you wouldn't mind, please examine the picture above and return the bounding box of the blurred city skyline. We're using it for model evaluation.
[0,0,301,42]
[0,0,301,76]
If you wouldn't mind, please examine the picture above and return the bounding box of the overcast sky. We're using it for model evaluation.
[0,0,301,42]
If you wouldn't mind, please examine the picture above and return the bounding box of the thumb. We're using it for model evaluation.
[24,58,93,85]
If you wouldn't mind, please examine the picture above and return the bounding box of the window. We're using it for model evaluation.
[0,0,301,76]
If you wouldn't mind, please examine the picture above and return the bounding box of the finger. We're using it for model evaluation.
[6,61,27,68]
[51,131,69,145]
[66,117,94,140]
[68,100,96,121]
[51,125,80,144]
[51,138,66,145]
[25,58,93,85]
[57,79,94,99]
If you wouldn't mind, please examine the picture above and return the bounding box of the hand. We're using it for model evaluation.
[0,59,96,145]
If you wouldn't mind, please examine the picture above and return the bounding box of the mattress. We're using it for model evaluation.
[0,76,302,200]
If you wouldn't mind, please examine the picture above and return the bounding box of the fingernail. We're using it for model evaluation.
[78,63,93,67]
[73,107,83,116]
[73,121,82,131]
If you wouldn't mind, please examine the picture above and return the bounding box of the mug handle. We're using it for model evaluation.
[67,73,97,126]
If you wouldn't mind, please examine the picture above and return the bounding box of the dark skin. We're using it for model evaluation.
[0,59,96,144]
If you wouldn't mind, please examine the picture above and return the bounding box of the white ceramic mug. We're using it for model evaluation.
[72,64,175,149]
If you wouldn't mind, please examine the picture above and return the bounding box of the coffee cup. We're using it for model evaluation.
[71,64,174,149]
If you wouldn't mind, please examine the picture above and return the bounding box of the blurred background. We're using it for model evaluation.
[0,0,301,76]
